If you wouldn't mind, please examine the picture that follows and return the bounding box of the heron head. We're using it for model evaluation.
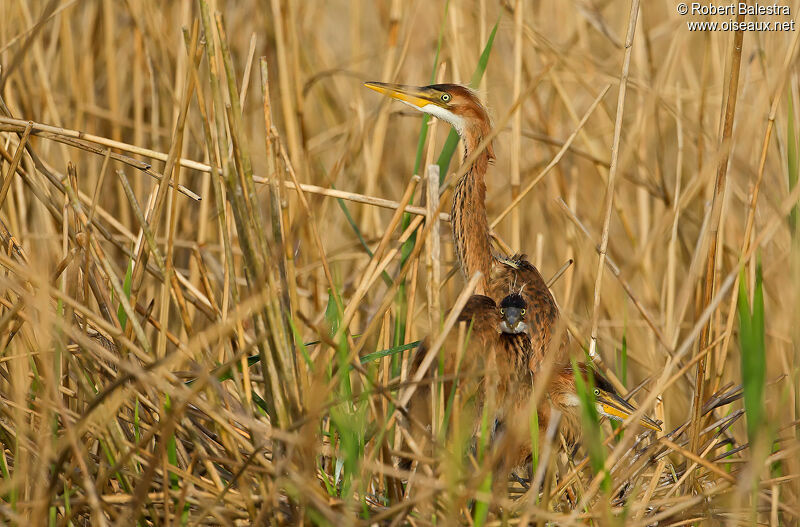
[558,365,663,433]
[499,293,527,334]
[364,81,493,157]
[561,376,662,433]
[592,388,663,432]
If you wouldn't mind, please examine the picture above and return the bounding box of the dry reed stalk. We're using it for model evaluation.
[162,23,203,353]
[588,0,640,360]
[426,164,441,330]
[546,257,573,288]
[101,0,130,234]
[688,11,745,485]
[665,96,685,345]
[269,0,302,173]
[261,60,295,321]
[510,0,523,252]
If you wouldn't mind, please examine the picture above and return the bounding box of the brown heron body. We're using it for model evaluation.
[401,289,661,482]
[407,294,535,434]
[463,293,534,435]
[405,294,498,427]
[402,293,533,472]
[488,254,569,369]
[400,294,499,471]
[364,81,569,367]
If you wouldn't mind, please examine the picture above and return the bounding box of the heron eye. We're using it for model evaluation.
[594,388,600,396]
[441,93,451,102]
[520,309,526,316]
[500,308,505,315]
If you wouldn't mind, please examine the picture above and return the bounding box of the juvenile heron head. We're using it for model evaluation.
[560,365,662,432]
[590,386,662,432]
[499,293,527,334]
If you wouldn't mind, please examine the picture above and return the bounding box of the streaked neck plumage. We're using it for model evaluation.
[451,119,495,295]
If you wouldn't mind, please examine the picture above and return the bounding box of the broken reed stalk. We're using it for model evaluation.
[510,0,523,251]
[426,164,441,330]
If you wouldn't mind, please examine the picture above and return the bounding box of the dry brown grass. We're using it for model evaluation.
[0,0,799,524]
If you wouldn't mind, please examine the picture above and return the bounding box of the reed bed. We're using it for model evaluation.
[0,0,798,524]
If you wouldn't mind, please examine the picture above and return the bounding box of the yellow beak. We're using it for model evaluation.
[598,391,662,432]
[363,81,440,110]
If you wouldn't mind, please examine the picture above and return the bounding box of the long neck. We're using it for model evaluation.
[451,128,494,295]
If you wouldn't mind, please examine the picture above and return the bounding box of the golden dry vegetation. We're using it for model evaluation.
[0,0,799,525]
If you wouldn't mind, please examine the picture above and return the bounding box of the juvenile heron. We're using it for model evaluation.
[400,294,499,471]
[403,292,660,477]
[489,296,661,475]
[401,293,533,472]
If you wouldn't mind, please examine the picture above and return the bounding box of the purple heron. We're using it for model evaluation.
[400,292,534,472]
[399,294,498,471]
[364,82,569,367]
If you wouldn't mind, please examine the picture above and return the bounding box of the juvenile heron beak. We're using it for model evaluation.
[363,82,441,110]
[500,307,527,334]
[596,390,662,432]
[504,307,522,328]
